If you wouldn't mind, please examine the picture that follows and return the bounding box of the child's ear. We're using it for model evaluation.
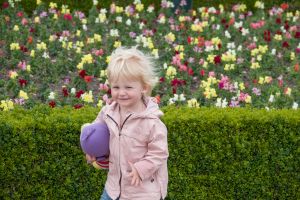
[142,84,150,94]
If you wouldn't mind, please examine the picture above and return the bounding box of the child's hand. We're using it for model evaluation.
[128,162,141,187]
[85,154,96,164]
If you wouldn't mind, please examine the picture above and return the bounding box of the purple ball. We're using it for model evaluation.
[80,122,110,161]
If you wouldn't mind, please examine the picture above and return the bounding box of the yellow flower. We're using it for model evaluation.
[258,45,268,54]
[239,83,245,90]
[94,34,102,42]
[114,41,122,48]
[221,53,236,62]
[204,87,217,99]
[34,17,40,23]
[99,13,107,23]
[179,52,184,60]
[106,56,111,64]
[166,66,177,79]
[224,64,235,71]
[285,87,292,96]
[254,1,264,9]
[191,24,203,32]
[97,99,103,107]
[174,45,184,52]
[76,47,81,54]
[10,43,20,50]
[274,34,282,41]
[81,54,93,64]
[187,98,200,108]
[61,5,70,14]
[30,50,35,57]
[19,90,29,100]
[290,52,295,61]
[0,100,14,111]
[100,70,107,78]
[49,2,57,9]
[165,32,176,43]
[251,62,260,69]
[207,54,215,64]
[13,25,19,31]
[81,19,87,24]
[53,14,58,20]
[135,3,144,12]
[36,42,47,50]
[76,30,81,37]
[9,71,18,79]
[36,0,42,5]
[245,95,252,103]
[258,77,264,84]
[26,65,31,72]
[81,91,93,103]
[77,62,83,69]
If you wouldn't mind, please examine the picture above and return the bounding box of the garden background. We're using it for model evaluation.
[0,0,300,199]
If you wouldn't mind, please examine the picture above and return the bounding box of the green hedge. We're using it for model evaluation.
[0,105,300,199]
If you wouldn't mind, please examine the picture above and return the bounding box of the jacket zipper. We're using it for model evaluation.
[107,113,132,198]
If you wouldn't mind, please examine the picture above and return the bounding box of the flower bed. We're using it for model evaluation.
[0,0,299,110]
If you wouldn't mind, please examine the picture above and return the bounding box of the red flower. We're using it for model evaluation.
[74,104,83,109]
[2,2,9,9]
[295,63,299,72]
[20,45,28,53]
[62,87,69,97]
[214,55,221,65]
[264,30,271,42]
[64,14,73,21]
[17,12,23,17]
[171,78,186,87]
[295,32,300,39]
[280,3,289,10]
[282,41,289,48]
[84,75,93,83]
[187,36,192,44]
[187,68,194,76]
[275,18,281,24]
[79,70,86,78]
[49,100,56,108]
[18,79,27,87]
[200,69,205,76]
[76,90,84,98]
[29,27,35,32]
[159,77,165,82]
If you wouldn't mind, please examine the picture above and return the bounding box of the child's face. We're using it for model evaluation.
[110,78,147,112]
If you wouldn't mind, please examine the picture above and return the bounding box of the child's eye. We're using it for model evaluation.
[126,86,133,89]
[112,86,119,89]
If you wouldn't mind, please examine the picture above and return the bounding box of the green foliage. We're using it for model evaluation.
[1,105,300,199]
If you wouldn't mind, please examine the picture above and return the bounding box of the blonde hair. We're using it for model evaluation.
[107,46,158,95]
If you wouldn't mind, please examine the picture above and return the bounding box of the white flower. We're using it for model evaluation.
[93,0,98,6]
[292,102,298,110]
[48,92,55,100]
[241,28,249,36]
[225,31,231,39]
[269,94,274,103]
[116,16,122,23]
[216,98,228,108]
[271,49,276,55]
[126,19,131,26]
[42,52,50,59]
[110,29,119,37]
[71,88,76,94]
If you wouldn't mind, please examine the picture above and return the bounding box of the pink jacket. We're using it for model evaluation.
[95,97,169,200]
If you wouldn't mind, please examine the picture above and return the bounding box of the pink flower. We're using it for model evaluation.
[99,83,109,91]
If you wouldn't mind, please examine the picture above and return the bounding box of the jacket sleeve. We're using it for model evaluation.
[93,106,107,124]
[133,120,169,181]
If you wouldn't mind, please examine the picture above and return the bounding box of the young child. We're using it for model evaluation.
[86,46,169,200]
